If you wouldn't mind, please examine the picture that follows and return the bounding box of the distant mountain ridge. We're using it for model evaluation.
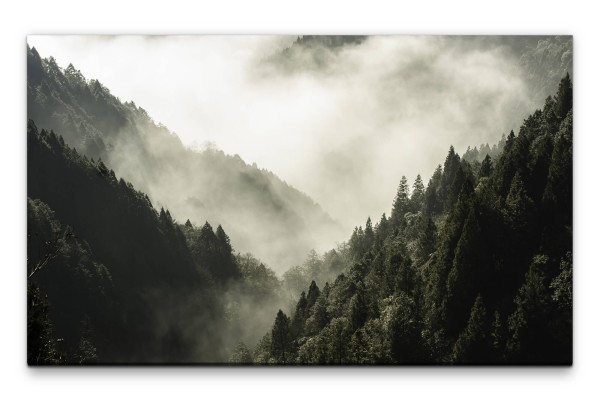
[27,45,344,271]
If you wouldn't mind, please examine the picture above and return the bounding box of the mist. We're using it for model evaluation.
[27,35,571,269]
[26,35,573,365]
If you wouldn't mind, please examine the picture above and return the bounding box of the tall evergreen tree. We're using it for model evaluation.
[350,283,369,332]
[410,174,425,212]
[424,165,443,216]
[479,154,493,178]
[270,310,292,364]
[507,255,553,363]
[451,295,490,364]
[554,73,573,119]
[391,176,410,226]
[306,280,321,309]
[291,291,309,338]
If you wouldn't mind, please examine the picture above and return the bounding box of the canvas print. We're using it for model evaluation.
[26,35,572,365]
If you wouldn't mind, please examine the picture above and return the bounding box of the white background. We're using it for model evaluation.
[1,1,597,400]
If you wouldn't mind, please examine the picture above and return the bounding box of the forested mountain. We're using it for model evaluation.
[252,75,573,365]
[264,35,367,73]
[27,121,289,363]
[27,45,343,271]
[27,40,572,366]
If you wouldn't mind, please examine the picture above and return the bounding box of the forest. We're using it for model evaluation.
[251,74,572,364]
[27,40,572,365]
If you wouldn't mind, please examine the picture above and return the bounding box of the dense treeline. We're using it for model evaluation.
[27,121,289,364]
[252,74,573,365]
[27,42,572,365]
[27,45,342,272]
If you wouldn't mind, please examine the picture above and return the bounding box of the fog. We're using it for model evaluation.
[28,35,569,253]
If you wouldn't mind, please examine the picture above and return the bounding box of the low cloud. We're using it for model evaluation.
[28,35,561,240]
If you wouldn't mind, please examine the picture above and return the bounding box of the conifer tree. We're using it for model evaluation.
[306,280,320,309]
[410,174,425,212]
[391,176,410,225]
[270,310,292,364]
[507,255,552,363]
[291,291,308,338]
[554,73,572,119]
[350,283,369,332]
[479,154,493,178]
[451,295,490,364]
[424,165,443,215]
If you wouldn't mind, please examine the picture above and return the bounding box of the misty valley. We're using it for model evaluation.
[26,36,572,365]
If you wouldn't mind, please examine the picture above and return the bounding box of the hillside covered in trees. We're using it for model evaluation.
[249,75,573,365]
[27,119,298,363]
[27,38,572,365]
[27,45,343,271]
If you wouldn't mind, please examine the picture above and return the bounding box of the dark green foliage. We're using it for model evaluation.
[183,221,240,283]
[27,283,62,365]
[28,121,283,363]
[410,175,425,212]
[384,293,424,363]
[554,73,573,119]
[305,293,330,335]
[28,198,111,363]
[391,176,410,226]
[306,280,321,309]
[291,292,309,338]
[424,165,443,216]
[445,208,487,339]
[441,146,463,212]
[550,252,573,313]
[415,216,436,265]
[507,256,554,363]
[350,283,369,331]
[27,44,342,278]
[479,154,493,178]
[451,295,491,364]
[260,74,572,365]
[270,310,292,364]
[28,45,572,365]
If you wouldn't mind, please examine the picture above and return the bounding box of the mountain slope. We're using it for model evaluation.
[255,74,573,365]
[27,45,343,271]
[27,121,228,363]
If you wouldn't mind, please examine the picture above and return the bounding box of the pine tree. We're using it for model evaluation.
[306,280,320,309]
[507,255,553,363]
[270,310,292,364]
[445,207,485,338]
[27,283,61,365]
[364,217,374,249]
[424,165,443,215]
[441,146,462,208]
[479,154,493,178]
[451,295,490,364]
[416,216,436,265]
[291,291,308,338]
[324,317,352,364]
[554,73,573,119]
[385,293,423,363]
[410,174,425,212]
[350,283,369,332]
[391,176,410,226]
[216,224,232,255]
[376,213,390,244]
[504,172,535,234]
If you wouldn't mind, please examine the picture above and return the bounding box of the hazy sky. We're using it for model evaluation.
[27,35,538,229]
